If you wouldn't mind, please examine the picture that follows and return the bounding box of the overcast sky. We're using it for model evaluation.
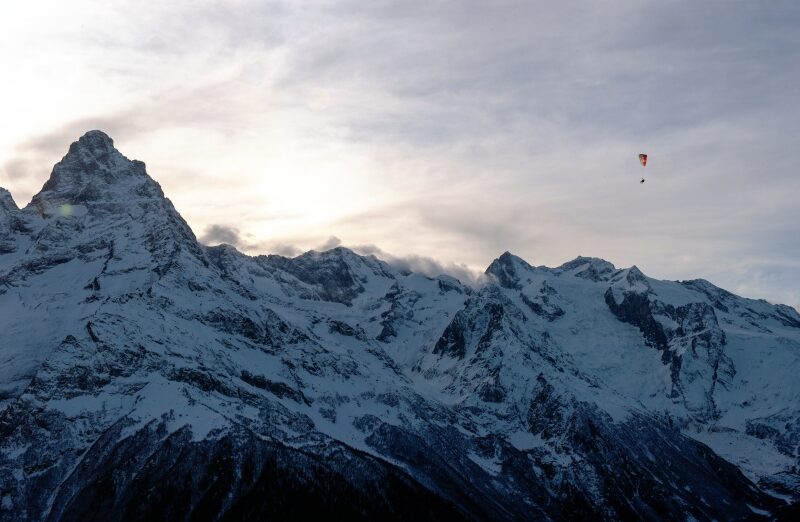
[1,0,798,308]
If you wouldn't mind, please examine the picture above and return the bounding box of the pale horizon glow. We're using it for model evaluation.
[1,1,798,309]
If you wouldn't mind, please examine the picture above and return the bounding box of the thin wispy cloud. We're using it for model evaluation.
[0,1,798,308]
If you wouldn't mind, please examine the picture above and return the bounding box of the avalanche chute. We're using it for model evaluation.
[638,153,647,184]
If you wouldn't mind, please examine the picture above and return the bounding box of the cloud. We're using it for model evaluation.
[316,235,342,251]
[351,242,487,286]
[199,224,243,247]
[197,225,486,285]
[266,243,301,258]
[199,223,303,258]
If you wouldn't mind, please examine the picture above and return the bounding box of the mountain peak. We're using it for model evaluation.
[56,130,124,174]
[627,265,645,278]
[71,129,116,152]
[0,187,18,213]
[58,129,129,174]
[485,251,532,289]
[558,255,616,272]
[621,265,651,291]
[30,130,163,212]
[555,256,617,282]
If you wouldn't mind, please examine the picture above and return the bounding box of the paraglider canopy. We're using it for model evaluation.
[638,153,647,184]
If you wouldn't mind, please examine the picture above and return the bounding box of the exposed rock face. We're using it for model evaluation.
[0,189,17,213]
[1,131,798,520]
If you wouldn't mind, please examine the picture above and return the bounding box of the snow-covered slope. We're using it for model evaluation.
[0,131,798,520]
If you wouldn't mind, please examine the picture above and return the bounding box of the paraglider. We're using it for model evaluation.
[638,153,647,184]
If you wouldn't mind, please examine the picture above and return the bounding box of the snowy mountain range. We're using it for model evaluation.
[1,131,798,520]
